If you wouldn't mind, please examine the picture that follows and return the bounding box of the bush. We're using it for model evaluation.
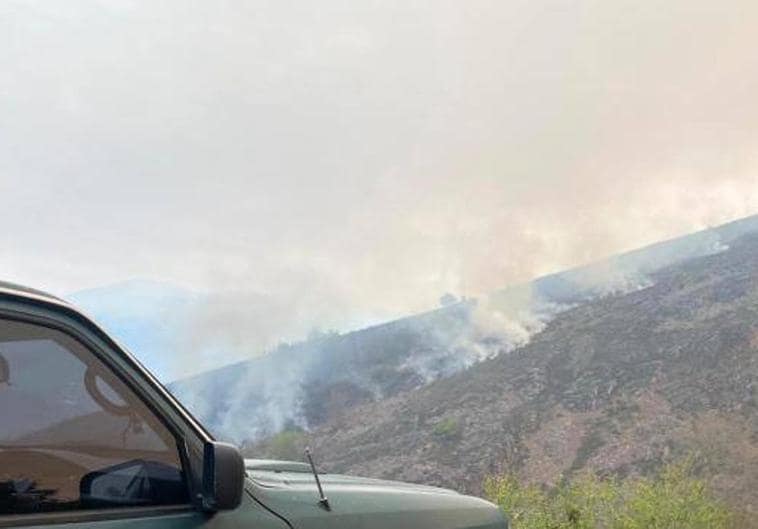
[264,429,307,461]
[484,460,734,529]
[433,417,461,440]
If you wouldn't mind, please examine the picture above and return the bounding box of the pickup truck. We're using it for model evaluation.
[0,281,508,529]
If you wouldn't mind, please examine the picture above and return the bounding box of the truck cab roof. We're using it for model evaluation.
[0,280,66,304]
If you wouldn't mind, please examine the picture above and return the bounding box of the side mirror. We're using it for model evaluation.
[202,441,245,511]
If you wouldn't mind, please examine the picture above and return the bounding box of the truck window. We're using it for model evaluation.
[0,318,189,515]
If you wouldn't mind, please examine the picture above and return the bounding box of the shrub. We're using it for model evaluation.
[433,417,461,440]
[484,460,734,529]
[264,429,307,461]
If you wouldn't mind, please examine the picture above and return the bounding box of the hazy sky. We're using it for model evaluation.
[2,0,758,339]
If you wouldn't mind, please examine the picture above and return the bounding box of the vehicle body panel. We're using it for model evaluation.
[0,494,288,529]
[247,461,507,529]
[0,283,507,529]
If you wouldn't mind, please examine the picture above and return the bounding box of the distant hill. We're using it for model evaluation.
[68,279,201,381]
[491,213,758,308]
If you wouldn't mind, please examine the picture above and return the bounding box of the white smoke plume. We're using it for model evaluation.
[4,0,758,442]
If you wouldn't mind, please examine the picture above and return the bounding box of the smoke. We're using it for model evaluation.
[3,2,758,290]
[3,0,758,387]
[170,343,315,441]
[169,291,589,442]
[175,221,741,443]
[217,356,312,441]
[169,218,754,444]
[157,216,745,447]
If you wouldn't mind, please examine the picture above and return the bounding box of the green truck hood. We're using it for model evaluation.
[245,459,508,529]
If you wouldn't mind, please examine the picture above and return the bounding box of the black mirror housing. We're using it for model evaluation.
[202,441,245,511]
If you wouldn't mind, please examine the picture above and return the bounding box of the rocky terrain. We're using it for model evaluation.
[292,232,758,513]
[166,216,758,513]
[173,216,758,445]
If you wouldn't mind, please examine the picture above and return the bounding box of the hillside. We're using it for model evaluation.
[170,302,480,441]
[296,231,758,513]
[172,215,758,445]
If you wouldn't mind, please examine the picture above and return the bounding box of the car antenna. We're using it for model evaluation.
[0,353,9,385]
[304,447,330,511]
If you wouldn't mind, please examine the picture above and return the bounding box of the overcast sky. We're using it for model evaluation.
[2,0,758,341]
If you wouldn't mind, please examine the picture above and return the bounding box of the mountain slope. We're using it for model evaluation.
[170,302,481,441]
[299,232,758,512]
[173,215,758,444]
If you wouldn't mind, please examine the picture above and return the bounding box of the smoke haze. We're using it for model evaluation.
[3,1,758,374]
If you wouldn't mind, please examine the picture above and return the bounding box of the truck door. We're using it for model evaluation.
[0,317,287,529]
